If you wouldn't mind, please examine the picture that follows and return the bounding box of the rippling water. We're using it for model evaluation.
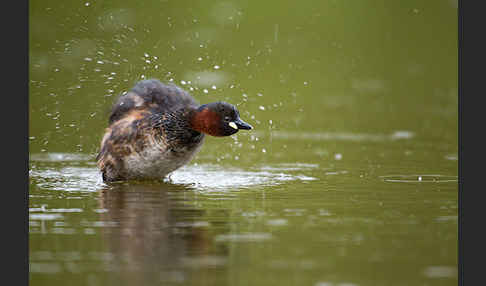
[30,154,318,192]
[29,143,458,286]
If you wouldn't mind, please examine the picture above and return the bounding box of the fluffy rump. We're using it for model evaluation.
[108,79,199,124]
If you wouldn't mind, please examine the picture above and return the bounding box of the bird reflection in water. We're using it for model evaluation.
[97,182,213,285]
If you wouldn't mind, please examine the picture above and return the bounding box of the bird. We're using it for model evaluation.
[96,79,253,182]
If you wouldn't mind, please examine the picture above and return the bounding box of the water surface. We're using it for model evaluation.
[29,0,457,285]
[29,129,458,286]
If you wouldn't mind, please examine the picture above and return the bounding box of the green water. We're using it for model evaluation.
[29,0,458,285]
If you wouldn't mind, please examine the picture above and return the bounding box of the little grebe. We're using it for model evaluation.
[96,79,252,182]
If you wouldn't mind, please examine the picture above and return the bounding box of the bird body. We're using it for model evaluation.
[96,79,252,182]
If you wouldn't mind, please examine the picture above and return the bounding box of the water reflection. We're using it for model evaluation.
[97,183,215,284]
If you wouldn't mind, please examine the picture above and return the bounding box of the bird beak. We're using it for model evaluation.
[234,118,253,130]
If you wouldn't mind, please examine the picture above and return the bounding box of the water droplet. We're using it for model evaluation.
[214,65,220,70]
[262,149,266,153]
[211,85,217,90]
[334,153,342,160]
[180,80,187,85]
[259,106,265,111]
[203,89,208,94]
